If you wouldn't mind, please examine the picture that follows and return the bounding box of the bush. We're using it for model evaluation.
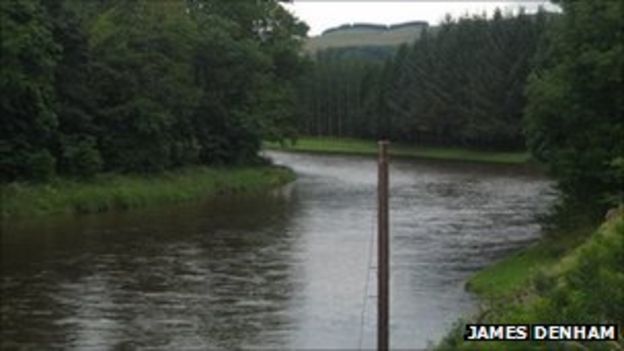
[537,218,624,324]
[26,150,56,181]
[61,137,102,178]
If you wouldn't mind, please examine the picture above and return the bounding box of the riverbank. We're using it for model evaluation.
[465,222,594,299]
[264,137,531,165]
[1,166,295,219]
[438,212,624,350]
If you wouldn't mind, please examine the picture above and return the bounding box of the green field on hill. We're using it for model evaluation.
[304,22,434,53]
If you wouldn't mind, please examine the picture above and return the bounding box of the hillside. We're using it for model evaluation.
[304,21,429,53]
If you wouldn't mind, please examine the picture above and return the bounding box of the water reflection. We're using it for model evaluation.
[1,151,555,349]
[2,194,301,350]
[266,151,554,349]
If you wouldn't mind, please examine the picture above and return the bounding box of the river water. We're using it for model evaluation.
[1,151,554,350]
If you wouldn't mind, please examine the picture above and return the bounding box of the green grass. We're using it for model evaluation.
[466,244,558,299]
[305,26,424,53]
[1,166,295,219]
[466,224,596,299]
[265,137,531,165]
[437,214,624,350]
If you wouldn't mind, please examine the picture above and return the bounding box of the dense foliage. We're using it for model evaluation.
[534,217,624,326]
[1,0,60,181]
[524,0,624,209]
[296,10,550,149]
[0,0,307,181]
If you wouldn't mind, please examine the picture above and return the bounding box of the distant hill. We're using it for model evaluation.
[305,21,429,54]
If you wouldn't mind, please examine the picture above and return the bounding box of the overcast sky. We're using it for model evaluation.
[282,1,560,36]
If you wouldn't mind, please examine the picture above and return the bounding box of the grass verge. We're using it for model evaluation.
[265,137,531,165]
[1,166,295,219]
[465,224,593,299]
[465,243,558,299]
[438,213,624,350]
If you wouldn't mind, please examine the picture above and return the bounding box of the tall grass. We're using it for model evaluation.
[1,166,294,219]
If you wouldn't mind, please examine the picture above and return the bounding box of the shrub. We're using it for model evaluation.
[26,150,56,181]
[61,137,102,178]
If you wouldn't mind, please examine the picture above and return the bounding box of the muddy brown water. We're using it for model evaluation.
[1,151,555,349]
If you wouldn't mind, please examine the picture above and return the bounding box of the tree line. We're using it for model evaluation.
[2,0,621,214]
[296,3,622,213]
[295,9,550,149]
[1,0,307,181]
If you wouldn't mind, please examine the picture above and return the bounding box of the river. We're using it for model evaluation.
[1,151,554,350]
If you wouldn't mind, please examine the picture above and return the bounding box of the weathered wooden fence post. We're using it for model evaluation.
[377,140,390,351]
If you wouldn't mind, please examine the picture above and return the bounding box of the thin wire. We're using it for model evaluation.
[357,205,377,350]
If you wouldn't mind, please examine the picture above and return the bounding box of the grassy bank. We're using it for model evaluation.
[438,213,624,350]
[466,243,559,299]
[1,166,295,219]
[265,137,531,165]
[466,223,594,299]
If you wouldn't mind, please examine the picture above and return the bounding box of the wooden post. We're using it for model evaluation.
[377,140,390,351]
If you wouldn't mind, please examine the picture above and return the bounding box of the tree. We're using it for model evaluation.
[0,0,60,181]
[88,0,201,172]
[44,0,102,177]
[190,0,307,160]
[524,0,624,210]
[1,0,308,181]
